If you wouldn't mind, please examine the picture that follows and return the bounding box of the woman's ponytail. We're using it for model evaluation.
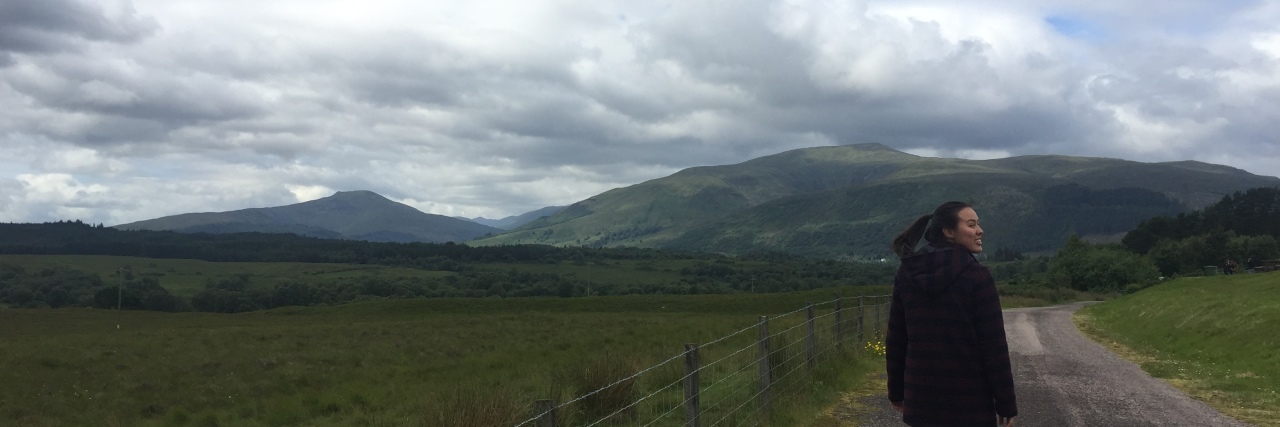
[891,214,932,258]
[890,201,972,259]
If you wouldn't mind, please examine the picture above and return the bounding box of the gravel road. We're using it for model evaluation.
[855,302,1252,427]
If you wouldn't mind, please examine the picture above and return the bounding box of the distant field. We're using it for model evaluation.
[1076,273,1280,426]
[0,254,452,297]
[484,259,687,285]
[0,287,892,427]
[0,254,1087,307]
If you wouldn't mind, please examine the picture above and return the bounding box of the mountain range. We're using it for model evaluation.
[471,144,1280,258]
[114,190,502,243]
[112,144,1280,258]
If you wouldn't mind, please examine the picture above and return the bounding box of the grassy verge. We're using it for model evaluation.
[1075,273,1280,426]
[0,286,890,426]
[997,283,1117,308]
[808,350,885,427]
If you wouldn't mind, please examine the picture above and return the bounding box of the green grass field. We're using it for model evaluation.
[1076,273,1280,426]
[483,259,690,286]
[0,286,894,427]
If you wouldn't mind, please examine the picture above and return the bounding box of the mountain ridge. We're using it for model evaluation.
[472,145,1280,258]
[115,190,502,243]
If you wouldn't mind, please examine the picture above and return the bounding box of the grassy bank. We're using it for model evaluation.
[0,286,890,427]
[1076,273,1280,426]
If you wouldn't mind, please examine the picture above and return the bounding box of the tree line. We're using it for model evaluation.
[1122,187,1280,275]
[988,187,1280,297]
[0,221,698,266]
[0,223,896,312]
[0,265,185,311]
[0,258,896,313]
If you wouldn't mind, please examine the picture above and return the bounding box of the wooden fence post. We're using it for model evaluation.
[856,295,865,347]
[684,343,701,427]
[757,316,771,418]
[834,292,843,350]
[806,302,816,370]
[534,399,556,427]
[874,295,883,342]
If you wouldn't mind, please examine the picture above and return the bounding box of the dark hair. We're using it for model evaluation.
[890,201,972,258]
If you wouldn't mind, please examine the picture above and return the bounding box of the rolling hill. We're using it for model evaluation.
[471,144,1280,258]
[114,190,502,243]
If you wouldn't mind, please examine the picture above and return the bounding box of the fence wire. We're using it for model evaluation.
[514,293,892,427]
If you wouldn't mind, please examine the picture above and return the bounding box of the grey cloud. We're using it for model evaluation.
[11,61,266,121]
[329,33,579,109]
[2,0,1279,224]
[629,1,814,105]
[0,0,157,56]
[1088,44,1235,114]
[618,4,1105,156]
[3,60,269,147]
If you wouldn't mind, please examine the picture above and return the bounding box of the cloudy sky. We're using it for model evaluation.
[2,0,1278,225]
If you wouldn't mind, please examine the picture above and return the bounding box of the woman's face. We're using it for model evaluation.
[944,207,983,253]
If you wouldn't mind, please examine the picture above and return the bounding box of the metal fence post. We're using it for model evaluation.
[684,343,701,427]
[806,302,816,370]
[757,316,771,418]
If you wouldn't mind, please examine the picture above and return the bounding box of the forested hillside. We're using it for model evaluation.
[1122,187,1280,275]
[474,144,1280,258]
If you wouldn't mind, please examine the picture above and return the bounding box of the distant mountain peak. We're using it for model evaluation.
[845,143,897,151]
[114,189,500,243]
[327,190,390,200]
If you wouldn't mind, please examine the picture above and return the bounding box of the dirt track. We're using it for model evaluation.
[853,302,1251,427]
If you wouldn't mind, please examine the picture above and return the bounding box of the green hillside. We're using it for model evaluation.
[116,191,501,243]
[1077,274,1280,426]
[473,144,1280,258]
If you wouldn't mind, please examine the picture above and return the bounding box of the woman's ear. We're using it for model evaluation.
[943,228,955,240]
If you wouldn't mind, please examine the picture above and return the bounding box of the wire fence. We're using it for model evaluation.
[514,292,892,427]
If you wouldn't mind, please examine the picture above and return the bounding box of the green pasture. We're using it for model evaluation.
[482,259,687,285]
[0,255,452,297]
[484,258,781,285]
[1077,273,1280,426]
[0,286,892,427]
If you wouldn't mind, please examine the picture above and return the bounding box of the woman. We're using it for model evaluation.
[885,201,1017,427]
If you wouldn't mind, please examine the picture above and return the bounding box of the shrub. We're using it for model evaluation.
[1048,235,1160,292]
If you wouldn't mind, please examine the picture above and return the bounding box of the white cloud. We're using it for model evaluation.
[288,185,335,203]
[35,147,132,175]
[0,0,1277,225]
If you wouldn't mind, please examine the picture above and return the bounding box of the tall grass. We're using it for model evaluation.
[0,286,889,426]
[1076,273,1280,426]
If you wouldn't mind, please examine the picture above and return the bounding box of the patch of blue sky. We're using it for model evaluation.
[1045,15,1106,42]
